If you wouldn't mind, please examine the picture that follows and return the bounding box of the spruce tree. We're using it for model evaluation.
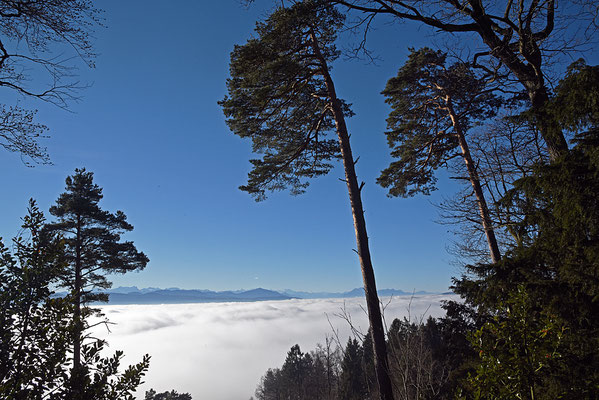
[339,338,367,400]
[46,168,149,397]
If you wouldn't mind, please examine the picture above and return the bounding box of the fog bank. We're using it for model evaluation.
[95,294,457,399]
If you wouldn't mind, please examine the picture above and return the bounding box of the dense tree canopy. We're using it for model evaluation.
[220,0,346,200]
[0,200,150,400]
[452,63,599,398]
[0,201,71,399]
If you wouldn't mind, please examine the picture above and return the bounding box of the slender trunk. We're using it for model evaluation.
[310,31,395,400]
[446,98,501,263]
[71,215,83,396]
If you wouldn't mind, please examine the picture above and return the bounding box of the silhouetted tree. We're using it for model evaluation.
[339,338,367,400]
[330,0,599,160]
[46,168,149,397]
[220,2,394,398]
[0,200,71,398]
[437,114,547,261]
[0,106,50,165]
[453,62,599,398]
[379,48,502,263]
[0,200,150,400]
[255,368,284,400]
[0,0,101,163]
[386,317,450,400]
[0,0,99,105]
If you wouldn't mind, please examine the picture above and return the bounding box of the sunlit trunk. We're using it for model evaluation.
[310,30,395,400]
[447,97,501,263]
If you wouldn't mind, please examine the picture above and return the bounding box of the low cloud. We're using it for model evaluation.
[95,294,457,400]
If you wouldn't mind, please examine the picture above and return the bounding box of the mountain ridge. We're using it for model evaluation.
[89,286,444,305]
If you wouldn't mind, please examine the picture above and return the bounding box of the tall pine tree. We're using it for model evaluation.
[379,48,502,263]
[219,2,394,398]
[46,168,149,397]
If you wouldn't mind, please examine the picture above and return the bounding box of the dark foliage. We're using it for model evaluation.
[0,201,150,400]
[378,48,499,197]
[47,168,149,304]
[452,63,599,398]
[45,168,149,396]
[219,0,346,200]
[0,200,71,398]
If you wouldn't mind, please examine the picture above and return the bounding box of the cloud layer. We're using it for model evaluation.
[94,295,457,400]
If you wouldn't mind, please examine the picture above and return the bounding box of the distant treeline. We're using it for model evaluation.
[252,315,469,400]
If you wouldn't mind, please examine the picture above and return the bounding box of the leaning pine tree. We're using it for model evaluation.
[378,48,502,263]
[46,168,149,397]
[219,2,394,399]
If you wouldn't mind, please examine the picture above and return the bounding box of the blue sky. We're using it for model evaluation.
[1,1,593,292]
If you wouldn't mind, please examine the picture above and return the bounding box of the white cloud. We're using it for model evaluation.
[94,294,458,400]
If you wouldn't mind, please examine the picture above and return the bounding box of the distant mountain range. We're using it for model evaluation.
[281,288,434,299]
[87,286,443,305]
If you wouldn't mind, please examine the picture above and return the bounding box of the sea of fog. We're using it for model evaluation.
[94,294,457,400]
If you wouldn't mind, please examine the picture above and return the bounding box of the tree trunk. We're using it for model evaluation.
[71,215,83,396]
[310,31,395,400]
[469,5,568,160]
[446,98,502,263]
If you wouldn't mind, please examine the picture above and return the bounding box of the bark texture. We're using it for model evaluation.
[311,30,395,400]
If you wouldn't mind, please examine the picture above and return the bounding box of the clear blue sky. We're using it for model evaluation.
[1,1,592,292]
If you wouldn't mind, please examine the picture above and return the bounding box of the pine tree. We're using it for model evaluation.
[379,48,502,263]
[46,168,149,397]
[330,0,599,160]
[220,2,394,398]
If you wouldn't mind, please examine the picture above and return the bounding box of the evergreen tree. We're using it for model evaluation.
[339,338,367,400]
[46,168,149,397]
[281,344,310,399]
[0,200,150,400]
[361,331,378,399]
[220,2,394,398]
[255,368,283,400]
[379,48,502,263]
[452,62,599,398]
[329,0,599,160]
[0,200,72,398]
